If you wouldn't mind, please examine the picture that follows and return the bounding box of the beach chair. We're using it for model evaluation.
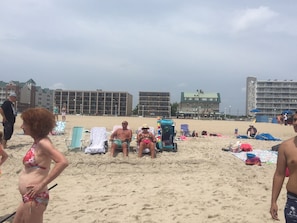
[180,124,190,137]
[52,121,66,135]
[136,126,157,155]
[65,126,84,151]
[84,127,108,154]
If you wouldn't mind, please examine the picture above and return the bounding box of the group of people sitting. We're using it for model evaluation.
[109,121,156,159]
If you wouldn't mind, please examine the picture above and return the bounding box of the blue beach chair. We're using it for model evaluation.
[65,126,84,150]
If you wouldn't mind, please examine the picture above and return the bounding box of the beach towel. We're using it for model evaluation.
[231,150,278,164]
[236,135,249,139]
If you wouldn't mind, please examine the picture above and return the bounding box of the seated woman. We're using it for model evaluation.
[137,124,156,159]
[246,125,257,138]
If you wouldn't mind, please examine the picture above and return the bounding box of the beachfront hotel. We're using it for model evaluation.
[176,90,221,119]
[246,77,297,118]
[53,89,133,116]
[138,91,171,118]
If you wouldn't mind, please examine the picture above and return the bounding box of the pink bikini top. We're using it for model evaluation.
[23,144,46,170]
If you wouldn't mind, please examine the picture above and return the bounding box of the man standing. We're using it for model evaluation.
[0,92,17,148]
[53,104,59,121]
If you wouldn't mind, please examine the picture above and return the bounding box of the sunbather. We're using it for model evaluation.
[246,125,257,138]
[137,124,156,159]
[109,121,132,157]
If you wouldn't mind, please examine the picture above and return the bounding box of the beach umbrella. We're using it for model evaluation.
[250,108,260,113]
[282,110,293,115]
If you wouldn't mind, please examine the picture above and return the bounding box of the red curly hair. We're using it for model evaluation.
[21,107,56,138]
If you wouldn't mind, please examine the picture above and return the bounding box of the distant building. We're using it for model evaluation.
[177,90,221,118]
[246,77,297,117]
[35,87,54,111]
[54,89,133,116]
[0,79,38,112]
[138,91,171,117]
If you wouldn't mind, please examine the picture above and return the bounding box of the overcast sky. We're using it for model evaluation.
[1,1,297,115]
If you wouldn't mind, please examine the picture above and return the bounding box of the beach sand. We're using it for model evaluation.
[0,115,293,223]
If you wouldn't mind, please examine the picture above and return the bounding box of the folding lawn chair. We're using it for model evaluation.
[180,124,190,137]
[84,127,108,154]
[65,126,84,151]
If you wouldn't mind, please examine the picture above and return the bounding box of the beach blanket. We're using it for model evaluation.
[236,135,249,139]
[254,133,281,141]
[232,150,278,164]
[236,133,281,141]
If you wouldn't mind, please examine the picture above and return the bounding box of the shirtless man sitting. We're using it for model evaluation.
[109,121,132,157]
[137,124,156,159]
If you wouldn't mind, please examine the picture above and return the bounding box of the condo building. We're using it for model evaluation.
[53,89,133,116]
[138,91,171,117]
[246,77,297,117]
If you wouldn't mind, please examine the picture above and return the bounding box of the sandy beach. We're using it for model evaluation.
[0,115,293,223]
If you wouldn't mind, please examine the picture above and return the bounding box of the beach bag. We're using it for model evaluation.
[240,143,253,152]
[201,130,207,136]
[245,156,261,166]
[271,144,280,151]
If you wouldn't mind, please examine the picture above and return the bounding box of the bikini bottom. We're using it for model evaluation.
[22,191,49,206]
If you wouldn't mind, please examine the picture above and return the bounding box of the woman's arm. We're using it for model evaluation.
[39,139,69,189]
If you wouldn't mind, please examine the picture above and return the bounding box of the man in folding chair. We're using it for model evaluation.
[109,121,132,157]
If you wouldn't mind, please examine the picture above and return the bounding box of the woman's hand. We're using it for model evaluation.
[26,184,44,197]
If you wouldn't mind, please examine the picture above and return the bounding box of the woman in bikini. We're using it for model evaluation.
[137,124,156,159]
[13,108,68,223]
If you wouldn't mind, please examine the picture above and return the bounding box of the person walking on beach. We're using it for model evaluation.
[53,104,59,121]
[109,121,132,157]
[0,92,17,148]
[0,131,8,174]
[270,111,297,222]
[13,107,68,223]
[61,105,66,122]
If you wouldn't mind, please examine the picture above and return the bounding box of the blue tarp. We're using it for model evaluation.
[236,133,281,141]
[254,133,281,141]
